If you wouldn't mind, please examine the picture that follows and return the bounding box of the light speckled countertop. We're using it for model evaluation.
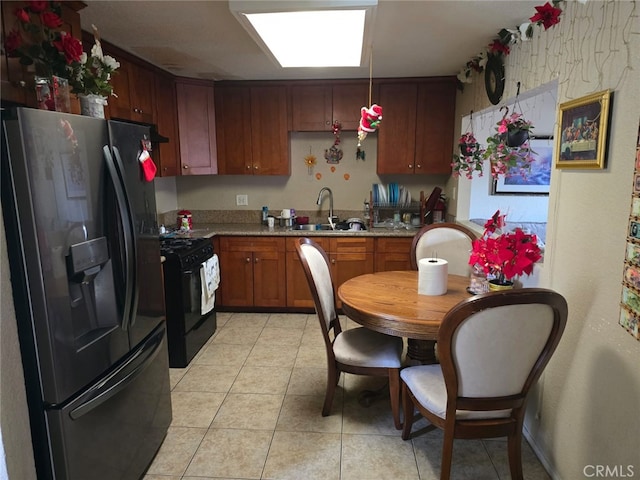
[167,223,420,239]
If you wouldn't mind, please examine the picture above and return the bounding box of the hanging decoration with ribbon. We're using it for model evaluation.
[357,49,382,159]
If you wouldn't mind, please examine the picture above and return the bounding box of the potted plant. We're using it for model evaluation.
[483,111,535,178]
[69,25,120,118]
[451,132,486,179]
[468,210,542,290]
[4,1,83,111]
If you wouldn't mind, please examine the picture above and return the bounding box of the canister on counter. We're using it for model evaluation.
[177,210,192,230]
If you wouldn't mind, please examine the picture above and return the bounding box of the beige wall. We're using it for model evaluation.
[0,215,37,479]
[167,130,448,218]
[454,1,639,478]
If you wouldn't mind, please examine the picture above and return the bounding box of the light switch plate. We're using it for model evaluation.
[236,194,248,206]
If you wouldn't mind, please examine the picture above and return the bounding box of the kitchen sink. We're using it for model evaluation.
[293,224,335,231]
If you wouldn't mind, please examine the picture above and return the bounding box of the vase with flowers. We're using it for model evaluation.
[483,110,535,178]
[451,132,486,179]
[468,210,542,290]
[4,1,83,112]
[69,25,119,118]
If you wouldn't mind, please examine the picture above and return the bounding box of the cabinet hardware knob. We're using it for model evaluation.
[416,164,421,169]
[254,258,259,263]
[408,164,413,169]
[246,257,251,263]
[325,120,331,125]
[331,259,336,264]
[254,165,258,170]
[183,165,189,169]
[246,165,251,169]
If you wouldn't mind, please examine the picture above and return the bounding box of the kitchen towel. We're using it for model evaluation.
[418,257,448,296]
[200,254,220,315]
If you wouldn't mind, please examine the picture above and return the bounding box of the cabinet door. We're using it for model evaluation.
[415,80,456,174]
[376,82,418,174]
[154,74,180,176]
[329,238,374,306]
[291,84,331,131]
[253,247,286,307]
[176,81,218,175]
[106,56,132,119]
[129,63,155,123]
[218,250,254,307]
[374,238,413,272]
[250,85,289,175]
[215,85,252,174]
[332,83,370,131]
[285,237,330,308]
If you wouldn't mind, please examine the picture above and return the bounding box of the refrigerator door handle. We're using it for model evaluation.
[103,145,135,330]
[111,146,140,326]
[68,326,165,420]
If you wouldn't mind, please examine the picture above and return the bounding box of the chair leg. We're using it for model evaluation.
[507,431,524,480]
[322,364,338,416]
[440,428,455,480]
[401,383,414,440]
[388,369,402,430]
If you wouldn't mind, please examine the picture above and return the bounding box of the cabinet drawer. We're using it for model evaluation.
[375,237,413,253]
[329,237,374,253]
[220,236,285,252]
[285,237,329,252]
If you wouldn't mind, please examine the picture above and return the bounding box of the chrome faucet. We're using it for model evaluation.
[316,187,338,225]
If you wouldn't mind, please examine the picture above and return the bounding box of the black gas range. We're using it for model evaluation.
[160,236,217,368]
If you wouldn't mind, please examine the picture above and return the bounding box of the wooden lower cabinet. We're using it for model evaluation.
[286,237,374,308]
[374,237,414,272]
[218,237,286,307]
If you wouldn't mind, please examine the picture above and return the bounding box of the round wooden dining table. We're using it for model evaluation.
[337,270,472,364]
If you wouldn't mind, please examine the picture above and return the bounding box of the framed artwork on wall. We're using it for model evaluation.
[492,137,553,195]
[554,89,612,169]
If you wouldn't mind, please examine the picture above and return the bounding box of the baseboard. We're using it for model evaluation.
[523,426,562,480]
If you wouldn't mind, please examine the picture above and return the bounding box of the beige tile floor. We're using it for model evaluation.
[144,312,551,480]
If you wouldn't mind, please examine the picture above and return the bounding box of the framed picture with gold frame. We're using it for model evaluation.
[554,89,612,169]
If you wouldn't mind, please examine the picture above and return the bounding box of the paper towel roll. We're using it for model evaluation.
[418,258,449,296]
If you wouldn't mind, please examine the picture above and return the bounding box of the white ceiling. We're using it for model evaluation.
[79,0,540,81]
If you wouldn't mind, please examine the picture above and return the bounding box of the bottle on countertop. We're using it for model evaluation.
[262,206,269,225]
[363,199,370,221]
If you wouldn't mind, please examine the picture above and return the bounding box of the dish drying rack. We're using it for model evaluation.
[368,190,426,229]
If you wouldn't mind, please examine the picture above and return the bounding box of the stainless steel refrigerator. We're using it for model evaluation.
[1,108,171,480]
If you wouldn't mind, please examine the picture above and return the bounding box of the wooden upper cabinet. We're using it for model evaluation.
[215,83,289,175]
[176,80,217,175]
[377,82,418,174]
[1,1,84,110]
[291,82,369,131]
[377,78,456,175]
[250,85,289,175]
[106,56,155,123]
[415,80,457,174]
[154,74,180,177]
[214,85,252,174]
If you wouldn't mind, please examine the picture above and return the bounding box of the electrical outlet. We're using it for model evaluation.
[236,194,248,206]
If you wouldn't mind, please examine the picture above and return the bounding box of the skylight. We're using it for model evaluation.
[230,1,377,69]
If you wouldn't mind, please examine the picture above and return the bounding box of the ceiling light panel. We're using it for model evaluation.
[230,1,377,69]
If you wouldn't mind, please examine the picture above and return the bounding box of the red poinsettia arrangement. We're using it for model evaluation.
[469,210,542,285]
[4,1,83,78]
[530,2,563,30]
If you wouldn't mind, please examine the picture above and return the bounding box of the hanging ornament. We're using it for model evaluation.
[304,146,317,175]
[357,104,383,146]
[325,121,343,164]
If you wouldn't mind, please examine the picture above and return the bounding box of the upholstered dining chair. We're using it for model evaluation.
[295,237,404,429]
[400,288,568,480]
[410,223,477,275]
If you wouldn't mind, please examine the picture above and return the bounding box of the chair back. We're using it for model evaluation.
[295,238,342,347]
[410,223,477,275]
[438,289,567,413]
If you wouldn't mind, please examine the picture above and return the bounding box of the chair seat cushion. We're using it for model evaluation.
[333,327,403,368]
[401,365,511,420]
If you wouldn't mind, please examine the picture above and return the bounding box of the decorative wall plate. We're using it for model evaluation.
[485,54,505,105]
